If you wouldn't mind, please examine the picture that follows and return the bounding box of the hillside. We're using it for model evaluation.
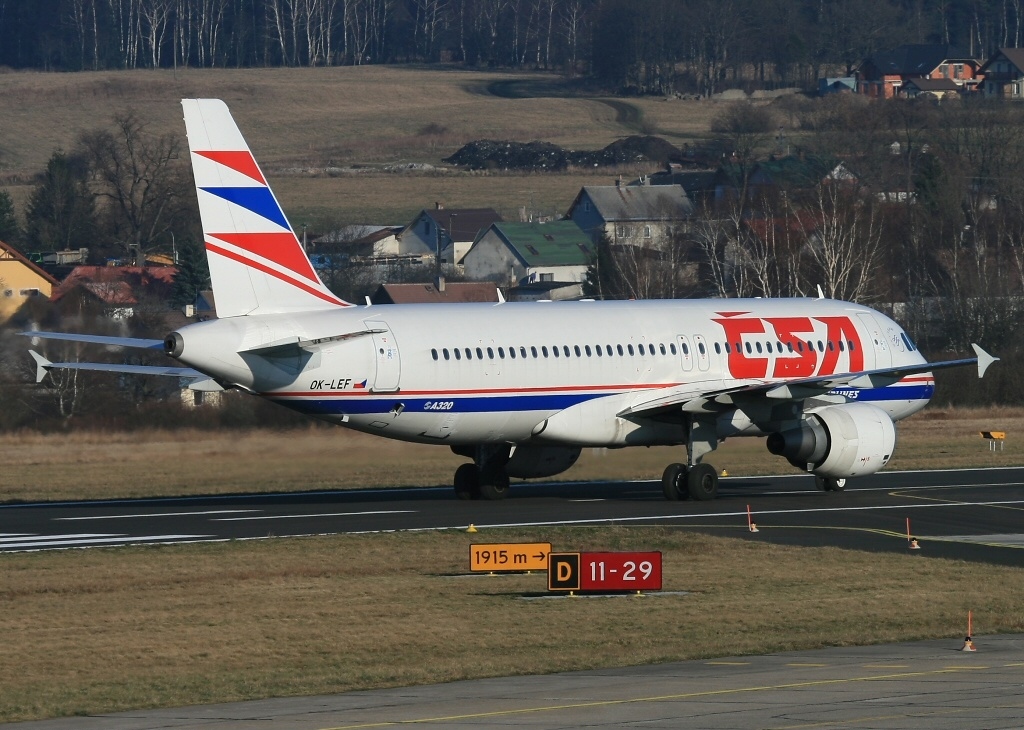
[0,67,724,227]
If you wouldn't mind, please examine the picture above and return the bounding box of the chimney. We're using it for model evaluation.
[435,201,444,210]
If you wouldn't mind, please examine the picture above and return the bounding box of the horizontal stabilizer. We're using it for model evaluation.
[27,350,218,390]
[20,331,164,349]
[28,350,51,383]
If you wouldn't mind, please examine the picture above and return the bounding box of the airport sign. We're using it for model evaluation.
[470,542,551,572]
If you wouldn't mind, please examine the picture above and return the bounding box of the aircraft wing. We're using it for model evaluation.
[28,351,223,392]
[620,344,998,419]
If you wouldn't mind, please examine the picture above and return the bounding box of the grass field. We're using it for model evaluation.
[0,66,725,226]
[2,528,1023,723]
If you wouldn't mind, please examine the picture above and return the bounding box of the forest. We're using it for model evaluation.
[2,0,1024,94]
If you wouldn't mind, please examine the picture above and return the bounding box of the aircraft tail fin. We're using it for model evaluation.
[181,99,350,317]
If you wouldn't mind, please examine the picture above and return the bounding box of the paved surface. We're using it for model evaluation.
[3,468,1024,567]
[7,635,1023,729]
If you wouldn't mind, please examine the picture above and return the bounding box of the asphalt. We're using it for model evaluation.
[6,635,1023,729]
[3,468,1024,568]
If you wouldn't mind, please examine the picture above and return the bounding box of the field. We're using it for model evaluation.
[1,407,1021,502]
[0,66,723,227]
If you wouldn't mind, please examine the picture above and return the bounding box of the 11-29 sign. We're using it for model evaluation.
[548,551,662,593]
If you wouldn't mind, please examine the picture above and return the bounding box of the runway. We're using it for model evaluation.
[7,634,1024,729]
[2,467,1024,566]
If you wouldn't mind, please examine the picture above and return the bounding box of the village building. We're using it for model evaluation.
[398,205,503,266]
[978,48,1024,98]
[462,221,592,290]
[566,182,693,248]
[856,44,980,98]
[0,239,59,324]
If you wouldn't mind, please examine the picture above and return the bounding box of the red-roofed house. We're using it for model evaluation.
[50,266,177,320]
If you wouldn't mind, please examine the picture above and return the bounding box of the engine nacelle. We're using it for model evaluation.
[505,445,582,479]
[766,403,896,479]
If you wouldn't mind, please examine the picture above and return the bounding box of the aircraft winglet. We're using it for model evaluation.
[972,344,999,378]
[28,350,52,383]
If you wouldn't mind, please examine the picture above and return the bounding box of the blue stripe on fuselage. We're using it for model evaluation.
[270,384,934,418]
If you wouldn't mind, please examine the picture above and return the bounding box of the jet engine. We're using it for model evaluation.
[766,403,896,478]
[505,445,582,478]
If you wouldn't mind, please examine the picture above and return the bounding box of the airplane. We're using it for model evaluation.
[23,98,998,501]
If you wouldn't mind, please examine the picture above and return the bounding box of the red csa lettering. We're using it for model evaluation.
[714,318,767,378]
[765,317,817,377]
[815,317,864,374]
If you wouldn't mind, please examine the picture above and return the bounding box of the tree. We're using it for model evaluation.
[170,236,211,309]
[0,190,21,244]
[25,150,98,253]
[78,110,190,260]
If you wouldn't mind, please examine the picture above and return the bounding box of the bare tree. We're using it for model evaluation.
[804,184,884,303]
[78,111,186,257]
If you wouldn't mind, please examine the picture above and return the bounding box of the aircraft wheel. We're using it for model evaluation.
[661,463,687,501]
[819,475,843,493]
[454,464,480,500]
[814,476,847,492]
[478,471,510,501]
[687,463,719,501]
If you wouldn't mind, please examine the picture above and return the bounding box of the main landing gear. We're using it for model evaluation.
[814,476,847,491]
[661,462,718,501]
[661,415,720,501]
[453,446,510,501]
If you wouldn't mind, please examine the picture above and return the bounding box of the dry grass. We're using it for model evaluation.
[0,66,724,224]
[1,407,1022,503]
[1,527,1022,722]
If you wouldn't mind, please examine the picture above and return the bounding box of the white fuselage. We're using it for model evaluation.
[170,297,933,448]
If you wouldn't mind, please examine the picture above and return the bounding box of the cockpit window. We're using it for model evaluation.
[901,332,917,352]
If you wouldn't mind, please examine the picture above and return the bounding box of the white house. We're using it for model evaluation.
[463,221,593,289]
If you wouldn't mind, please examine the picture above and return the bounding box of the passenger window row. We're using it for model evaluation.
[428,339,858,362]
[430,342,680,362]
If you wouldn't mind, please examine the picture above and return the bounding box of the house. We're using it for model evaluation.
[312,225,404,259]
[646,164,718,205]
[369,281,501,304]
[462,221,592,290]
[978,48,1024,98]
[398,205,504,266]
[903,77,962,99]
[856,44,980,98]
[714,155,844,205]
[818,77,857,95]
[49,265,177,320]
[0,239,59,324]
[566,182,694,248]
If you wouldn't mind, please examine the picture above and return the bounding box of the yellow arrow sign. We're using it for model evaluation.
[470,542,551,572]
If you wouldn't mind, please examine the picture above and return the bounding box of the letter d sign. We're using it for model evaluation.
[548,552,581,592]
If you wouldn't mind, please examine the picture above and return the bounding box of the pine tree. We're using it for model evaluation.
[170,236,211,309]
[0,190,20,244]
[25,150,97,253]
